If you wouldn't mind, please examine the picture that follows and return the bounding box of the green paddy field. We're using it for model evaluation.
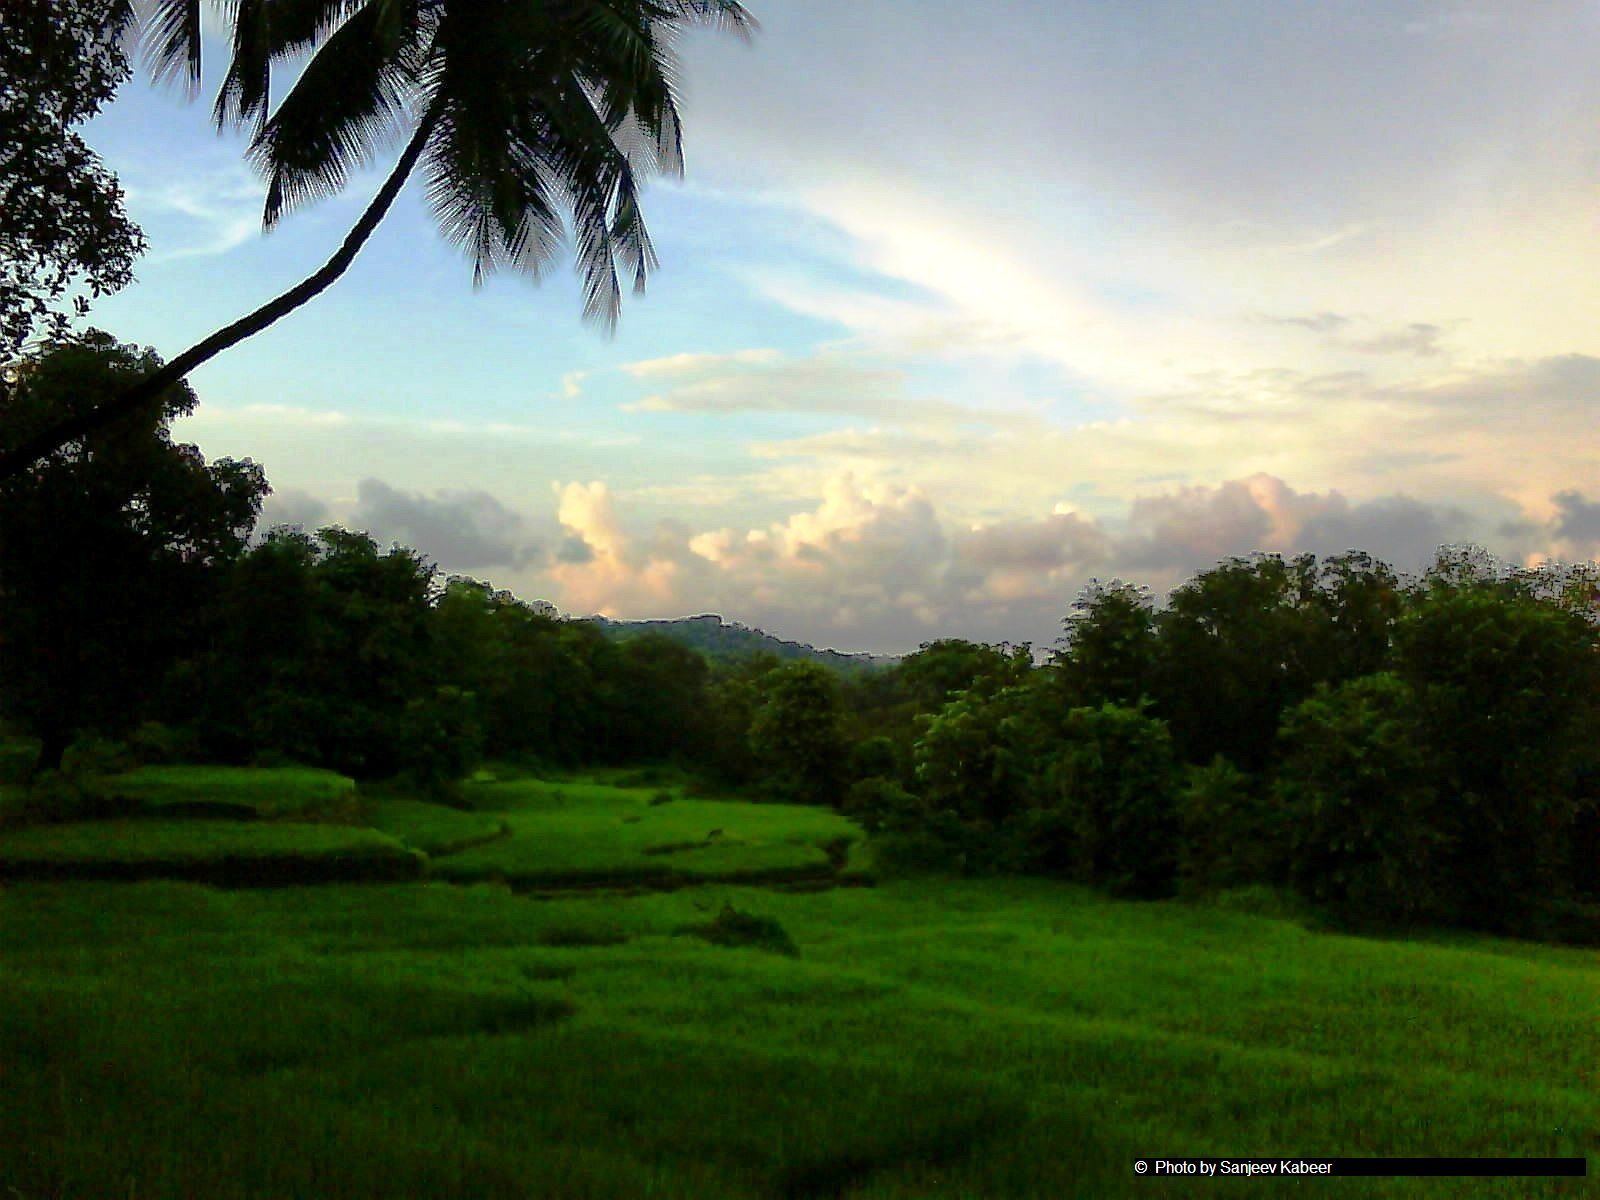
[0,765,1593,1197]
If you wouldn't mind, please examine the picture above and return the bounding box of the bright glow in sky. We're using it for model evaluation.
[79,0,1600,654]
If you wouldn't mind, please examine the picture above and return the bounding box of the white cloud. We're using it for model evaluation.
[124,164,265,263]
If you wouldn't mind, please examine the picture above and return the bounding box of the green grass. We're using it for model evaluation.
[0,877,1593,1198]
[0,820,422,884]
[0,771,859,891]
[433,777,859,888]
[364,797,508,856]
[92,765,357,819]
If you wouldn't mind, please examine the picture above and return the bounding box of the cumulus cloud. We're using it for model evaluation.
[1122,478,1282,568]
[1297,495,1470,566]
[351,479,540,570]
[1552,490,1600,556]
[242,466,1598,657]
[257,488,329,534]
[1119,474,1478,577]
[550,481,688,615]
[520,470,1555,654]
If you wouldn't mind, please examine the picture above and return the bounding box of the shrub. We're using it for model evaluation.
[1274,673,1452,927]
[649,789,674,807]
[7,770,91,824]
[126,721,196,766]
[1025,703,1179,898]
[677,903,799,957]
[59,735,133,781]
[871,809,1022,879]
[615,766,681,789]
[1175,757,1281,895]
[847,736,898,784]
[399,686,483,793]
[841,776,919,834]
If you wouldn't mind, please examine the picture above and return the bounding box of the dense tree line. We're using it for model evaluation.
[844,554,1600,942]
[2,338,1597,942]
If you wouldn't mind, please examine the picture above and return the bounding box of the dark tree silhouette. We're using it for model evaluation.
[0,334,267,770]
[0,0,756,481]
[0,0,145,359]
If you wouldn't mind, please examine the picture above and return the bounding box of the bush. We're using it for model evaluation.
[126,721,197,766]
[59,736,133,781]
[871,809,1023,879]
[649,789,674,807]
[1274,673,1453,927]
[677,903,799,957]
[841,776,919,834]
[1025,703,1179,898]
[614,766,682,789]
[847,736,898,784]
[399,686,483,793]
[1175,757,1281,895]
[8,769,140,825]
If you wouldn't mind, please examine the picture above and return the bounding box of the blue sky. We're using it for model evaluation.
[70,0,1600,653]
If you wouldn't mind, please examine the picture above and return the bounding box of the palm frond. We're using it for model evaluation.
[212,0,272,132]
[141,0,203,93]
[652,0,759,42]
[248,0,423,227]
[423,103,566,291]
[531,87,656,331]
[568,5,685,177]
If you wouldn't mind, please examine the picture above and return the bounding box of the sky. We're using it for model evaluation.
[75,0,1600,655]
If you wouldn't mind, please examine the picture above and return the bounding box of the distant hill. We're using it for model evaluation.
[584,613,898,675]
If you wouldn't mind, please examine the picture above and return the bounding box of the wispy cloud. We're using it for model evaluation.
[124,164,265,263]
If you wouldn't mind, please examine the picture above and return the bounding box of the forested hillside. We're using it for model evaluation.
[2,337,1597,944]
[588,613,896,676]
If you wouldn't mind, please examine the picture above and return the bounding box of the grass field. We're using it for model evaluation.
[0,820,423,883]
[0,876,1593,1198]
[363,796,508,856]
[93,764,358,819]
[431,776,862,888]
[0,767,1593,1196]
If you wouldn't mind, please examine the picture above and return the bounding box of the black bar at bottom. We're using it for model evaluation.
[1134,1157,1586,1178]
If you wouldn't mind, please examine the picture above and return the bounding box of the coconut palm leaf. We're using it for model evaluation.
[0,0,759,480]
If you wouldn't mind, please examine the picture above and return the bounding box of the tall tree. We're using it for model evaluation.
[0,334,266,770]
[0,0,145,359]
[0,0,757,481]
[1052,578,1157,709]
[1152,554,1326,771]
[750,662,848,806]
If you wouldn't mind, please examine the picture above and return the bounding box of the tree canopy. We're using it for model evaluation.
[0,333,266,769]
[0,0,145,360]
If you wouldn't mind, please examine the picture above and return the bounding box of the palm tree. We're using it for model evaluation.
[0,0,755,481]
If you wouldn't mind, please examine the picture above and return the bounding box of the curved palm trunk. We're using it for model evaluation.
[0,110,440,483]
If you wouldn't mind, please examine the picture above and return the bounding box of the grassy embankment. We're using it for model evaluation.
[0,760,1594,1197]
